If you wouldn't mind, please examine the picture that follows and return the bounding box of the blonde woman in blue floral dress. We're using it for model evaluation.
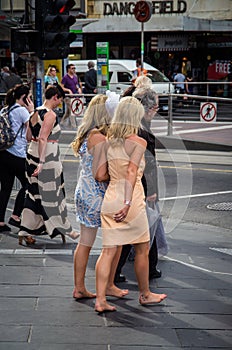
[72,93,128,300]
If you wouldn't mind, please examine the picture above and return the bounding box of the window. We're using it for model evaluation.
[117,72,132,83]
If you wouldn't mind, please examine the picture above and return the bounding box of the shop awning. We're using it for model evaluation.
[81,16,232,33]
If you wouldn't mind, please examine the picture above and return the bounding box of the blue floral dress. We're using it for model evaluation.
[75,138,108,228]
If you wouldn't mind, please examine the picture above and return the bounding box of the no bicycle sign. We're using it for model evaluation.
[200,102,217,122]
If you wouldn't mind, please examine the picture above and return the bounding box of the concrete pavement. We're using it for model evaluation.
[0,121,231,349]
[0,215,231,349]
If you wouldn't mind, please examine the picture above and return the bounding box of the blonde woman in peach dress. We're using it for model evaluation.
[94,96,167,313]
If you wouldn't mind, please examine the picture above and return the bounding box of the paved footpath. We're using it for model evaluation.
[0,123,231,349]
[0,219,231,349]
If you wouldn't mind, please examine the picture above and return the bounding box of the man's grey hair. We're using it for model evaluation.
[133,87,157,113]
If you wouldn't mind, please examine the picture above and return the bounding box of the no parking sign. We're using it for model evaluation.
[200,102,217,122]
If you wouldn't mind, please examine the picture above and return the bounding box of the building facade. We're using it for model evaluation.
[0,0,231,84]
[71,0,232,82]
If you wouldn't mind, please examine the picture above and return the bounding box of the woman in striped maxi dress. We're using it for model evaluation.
[18,85,78,245]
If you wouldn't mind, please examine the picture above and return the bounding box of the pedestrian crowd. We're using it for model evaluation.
[0,61,168,313]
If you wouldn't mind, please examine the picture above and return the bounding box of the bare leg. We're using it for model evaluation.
[106,245,129,298]
[95,247,118,312]
[134,242,167,305]
[70,114,77,128]
[73,224,97,299]
[60,97,71,124]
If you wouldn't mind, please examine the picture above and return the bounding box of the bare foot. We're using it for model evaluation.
[95,299,116,313]
[106,284,129,298]
[73,288,96,300]
[139,292,167,305]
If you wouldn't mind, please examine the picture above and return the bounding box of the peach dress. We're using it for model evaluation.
[101,142,149,247]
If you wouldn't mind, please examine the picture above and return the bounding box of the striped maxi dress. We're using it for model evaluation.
[19,107,72,239]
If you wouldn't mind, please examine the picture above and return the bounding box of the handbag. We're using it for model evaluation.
[146,201,160,247]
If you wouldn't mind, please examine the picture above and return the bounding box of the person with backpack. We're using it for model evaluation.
[0,84,34,233]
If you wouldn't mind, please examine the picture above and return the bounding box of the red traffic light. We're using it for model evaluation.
[35,0,76,59]
[55,0,76,14]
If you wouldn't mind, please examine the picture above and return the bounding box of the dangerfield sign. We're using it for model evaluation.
[103,0,187,16]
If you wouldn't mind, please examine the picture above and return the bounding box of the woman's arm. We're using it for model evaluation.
[26,121,32,142]
[114,135,147,222]
[32,110,56,176]
[88,130,109,182]
[125,135,147,199]
[26,109,38,142]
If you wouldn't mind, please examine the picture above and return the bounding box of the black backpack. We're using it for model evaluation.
[0,105,23,151]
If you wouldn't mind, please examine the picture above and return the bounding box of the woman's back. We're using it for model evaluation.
[107,142,144,182]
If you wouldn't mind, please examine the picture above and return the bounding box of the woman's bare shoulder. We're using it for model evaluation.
[126,134,147,148]
[88,129,106,149]
[44,109,56,120]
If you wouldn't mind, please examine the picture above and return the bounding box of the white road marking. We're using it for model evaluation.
[160,190,232,201]
[209,247,232,256]
[164,256,232,276]
[0,248,101,255]
[0,249,71,255]
[153,124,232,136]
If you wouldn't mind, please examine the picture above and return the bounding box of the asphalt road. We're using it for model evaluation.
[158,160,232,231]
[62,150,232,234]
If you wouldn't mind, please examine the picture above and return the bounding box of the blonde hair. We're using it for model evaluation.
[71,94,109,156]
[134,75,152,89]
[107,96,144,145]
[45,66,56,76]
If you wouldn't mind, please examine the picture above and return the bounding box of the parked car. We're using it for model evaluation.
[69,59,174,113]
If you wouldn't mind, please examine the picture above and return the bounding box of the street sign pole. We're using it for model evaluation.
[141,22,144,73]
[134,1,152,73]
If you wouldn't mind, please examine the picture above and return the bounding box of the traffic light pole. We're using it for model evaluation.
[24,0,30,24]
[35,58,44,107]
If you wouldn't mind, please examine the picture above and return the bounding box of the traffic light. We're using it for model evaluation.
[35,0,77,59]
[11,27,39,54]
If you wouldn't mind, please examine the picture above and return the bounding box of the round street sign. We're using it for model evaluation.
[200,102,217,122]
[134,1,152,23]
[71,97,84,116]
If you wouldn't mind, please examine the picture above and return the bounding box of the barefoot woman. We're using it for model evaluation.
[95,96,167,313]
[72,93,127,300]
